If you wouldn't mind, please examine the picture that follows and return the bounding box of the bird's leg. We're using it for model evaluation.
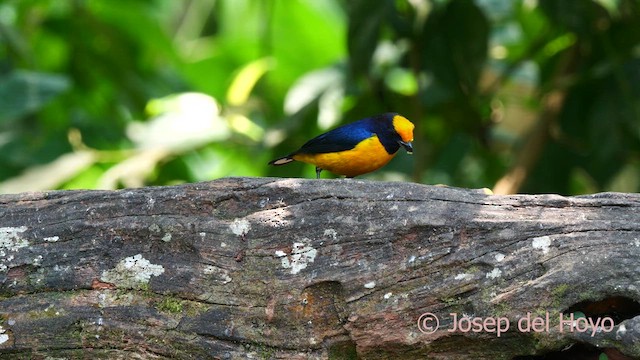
[315,167,322,179]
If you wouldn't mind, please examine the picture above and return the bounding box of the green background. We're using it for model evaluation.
[1,0,639,195]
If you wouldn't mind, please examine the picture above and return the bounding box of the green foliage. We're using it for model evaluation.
[0,70,70,123]
[1,0,639,194]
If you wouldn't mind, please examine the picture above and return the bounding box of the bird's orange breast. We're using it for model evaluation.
[292,135,396,177]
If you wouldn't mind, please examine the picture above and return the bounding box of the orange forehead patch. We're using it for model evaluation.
[392,115,415,142]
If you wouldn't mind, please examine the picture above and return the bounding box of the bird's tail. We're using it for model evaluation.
[268,156,295,166]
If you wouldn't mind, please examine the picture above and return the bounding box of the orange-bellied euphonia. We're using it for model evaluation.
[269,112,414,178]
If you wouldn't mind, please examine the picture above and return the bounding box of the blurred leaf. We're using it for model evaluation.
[606,162,640,192]
[557,57,640,190]
[61,164,108,190]
[539,0,610,36]
[422,0,489,97]
[569,167,599,195]
[97,148,167,189]
[284,66,344,118]
[86,0,178,59]
[317,82,345,129]
[541,33,577,58]
[0,71,70,123]
[0,151,96,194]
[268,0,346,108]
[183,143,266,181]
[227,113,264,142]
[384,67,418,96]
[134,92,228,151]
[227,57,274,106]
[347,0,393,77]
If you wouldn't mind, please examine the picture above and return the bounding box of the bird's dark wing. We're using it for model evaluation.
[293,122,374,155]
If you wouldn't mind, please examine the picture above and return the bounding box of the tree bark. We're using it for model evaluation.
[1,177,639,359]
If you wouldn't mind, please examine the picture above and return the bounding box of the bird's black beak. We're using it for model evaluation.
[399,140,413,154]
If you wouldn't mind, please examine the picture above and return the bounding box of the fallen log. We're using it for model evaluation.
[1,177,639,359]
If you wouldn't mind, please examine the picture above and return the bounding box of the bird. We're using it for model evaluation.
[269,112,414,178]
